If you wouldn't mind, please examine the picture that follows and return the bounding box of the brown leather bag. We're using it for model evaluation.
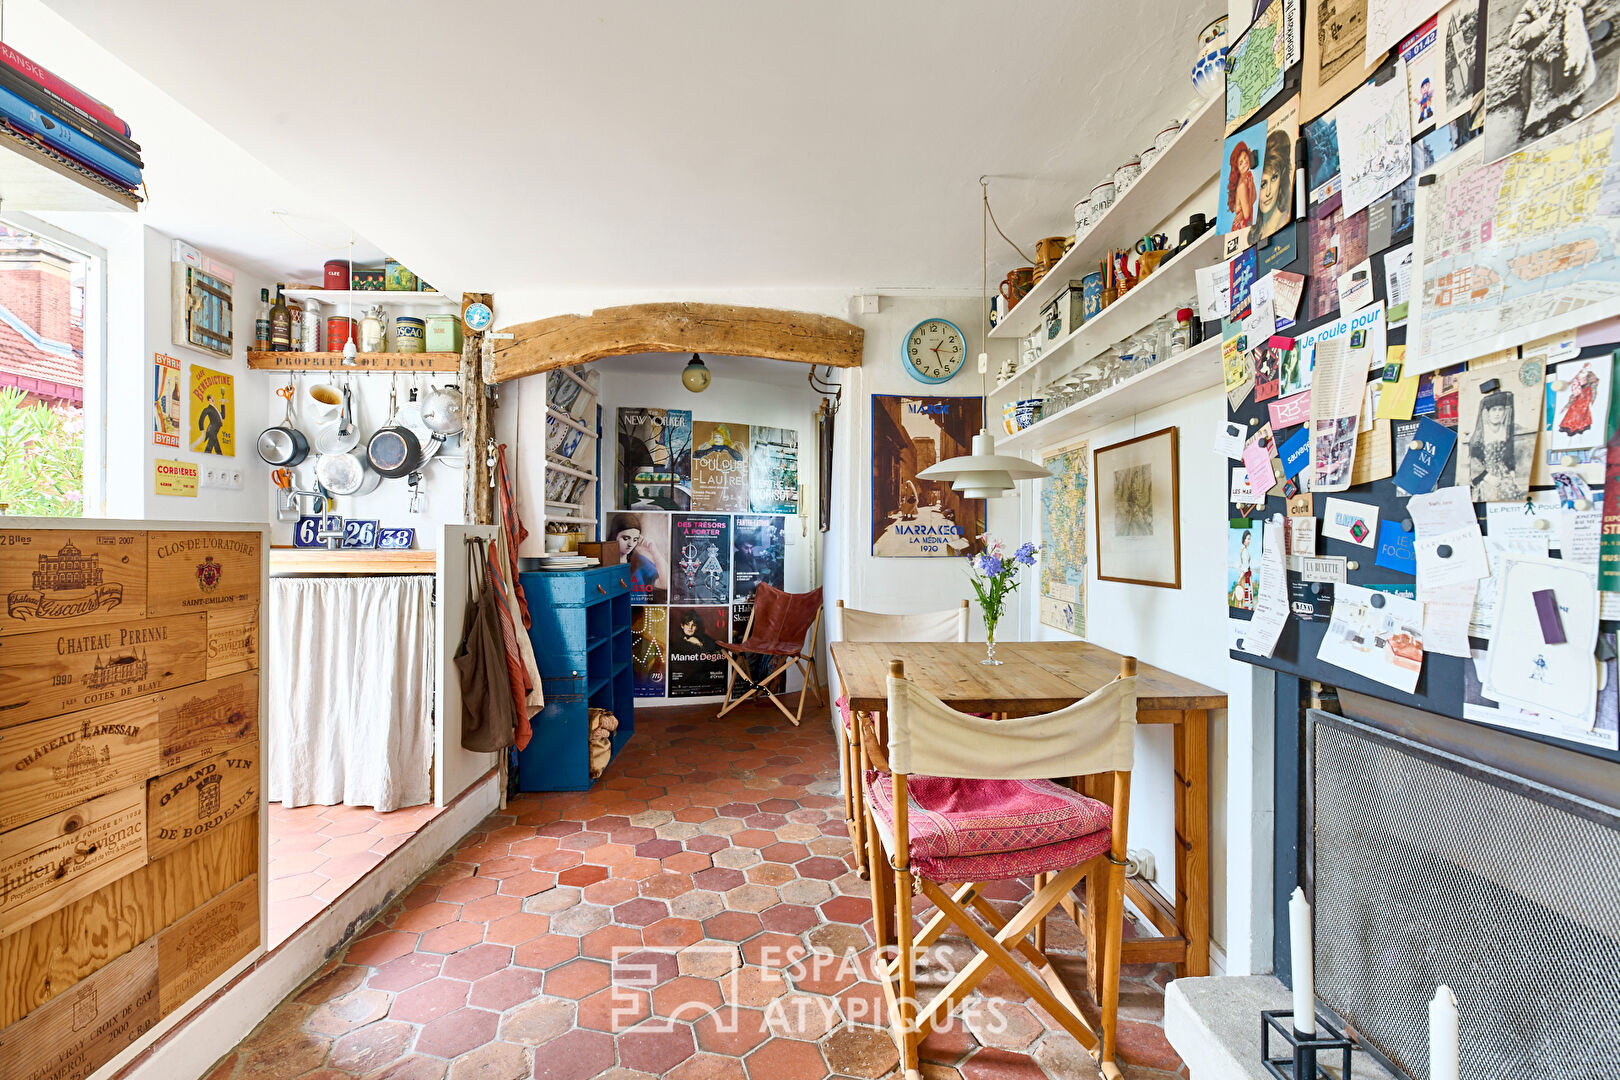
[455,538,517,753]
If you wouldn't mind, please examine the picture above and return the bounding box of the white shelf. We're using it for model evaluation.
[546,459,598,481]
[990,94,1223,342]
[998,337,1222,454]
[549,514,598,526]
[993,227,1220,396]
[283,289,455,307]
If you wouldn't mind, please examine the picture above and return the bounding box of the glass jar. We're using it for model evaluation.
[1149,317,1175,367]
[1169,308,1193,355]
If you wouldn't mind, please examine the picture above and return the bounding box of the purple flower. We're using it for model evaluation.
[1014,541,1038,566]
[977,554,1004,577]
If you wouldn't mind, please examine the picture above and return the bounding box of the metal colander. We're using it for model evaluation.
[1309,713,1620,1079]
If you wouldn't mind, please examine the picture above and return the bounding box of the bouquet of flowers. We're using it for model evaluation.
[967,535,1038,665]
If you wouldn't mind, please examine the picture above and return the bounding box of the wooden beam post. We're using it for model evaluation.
[461,292,494,525]
[488,302,863,382]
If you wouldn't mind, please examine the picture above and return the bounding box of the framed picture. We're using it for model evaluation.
[870,394,984,557]
[1094,426,1180,589]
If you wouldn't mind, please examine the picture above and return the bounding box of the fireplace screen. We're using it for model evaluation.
[1310,713,1620,1078]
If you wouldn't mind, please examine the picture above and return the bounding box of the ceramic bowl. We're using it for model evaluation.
[1192,17,1228,100]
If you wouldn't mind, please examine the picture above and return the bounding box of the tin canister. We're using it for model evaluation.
[324,259,350,290]
[326,316,356,352]
[426,313,463,352]
[384,259,419,292]
[1081,271,1105,321]
[352,267,385,291]
[394,316,426,353]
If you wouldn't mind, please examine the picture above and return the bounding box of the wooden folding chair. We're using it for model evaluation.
[717,583,824,724]
[861,657,1137,1079]
[833,599,969,879]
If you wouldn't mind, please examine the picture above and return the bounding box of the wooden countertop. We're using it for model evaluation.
[269,547,437,575]
[831,639,1226,715]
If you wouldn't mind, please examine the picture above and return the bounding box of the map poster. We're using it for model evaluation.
[671,514,732,604]
[618,407,692,510]
[1410,116,1620,375]
[691,421,751,512]
[870,395,984,557]
[188,364,234,456]
[749,426,799,514]
[631,606,668,698]
[667,605,729,698]
[153,353,181,447]
[1226,0,1301,133]
[1039,438,1089,635]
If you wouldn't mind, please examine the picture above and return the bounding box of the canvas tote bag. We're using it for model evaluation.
[456,537,517,753]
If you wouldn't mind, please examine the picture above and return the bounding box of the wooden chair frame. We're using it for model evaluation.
[861,657,1135,1080]
[835,599,970,881]
[716,603,823,725]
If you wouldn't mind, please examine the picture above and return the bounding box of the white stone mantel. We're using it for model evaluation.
[1166,976,1400,1080]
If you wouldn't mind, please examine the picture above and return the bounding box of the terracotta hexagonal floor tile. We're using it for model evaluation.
[419,920,487,954]
[496,870,557,898]
[360,1052,449,1080]
[957,1046,1052,1079]
[690,866,746,892]
[724,884,780,913]
[740,932,809,969]
[242,1030,330,1077]
[638,871,694,900]
[513,933,579,970]
[661,850,712,875]
[677,939,743,979]
[693,1005,771,1057]
[684,833,730,854]
[819,895,873,926]
[836,977,888,1031]
[528,1028,615,1080]
[345,930,420,968]
[307,987,392,1035]
[722,965,791,1008]
[437,876,499,904]
[543,958,612,1000]
[635,838,682,860]
[484,912,550,947]
[576,985,650,1032]
[669,890,726,921]
[743,1036,829,1080]
[711,847,762,870]
[667,1051,747,1080]
[394,902,462,933]
[367,952,444,992]
[746,862,798,888]
[823,1024,903,1078]
[642,916,704,950]
[496,994,574,1046]
[763,991,840,1040]
[389,976,471,1024]
[460,894,522,923]
[612,897,669,927]
[796,856,850,880]
[330,1020,414,1074]
[701,910,764,942]
[964,1000,1043,1052]
[468,966,547,1011]
[759,904,819,935]
[611,947,680,987]
[580,923,643,959]
[556,864,610,888]
[549,903,612,937]
[445,1040,529,1080]
[415,1007,500,1059]
[650,974,725,1021]
[617,1019,698,1074]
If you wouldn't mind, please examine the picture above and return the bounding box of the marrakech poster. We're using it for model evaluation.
[870,395,983,557]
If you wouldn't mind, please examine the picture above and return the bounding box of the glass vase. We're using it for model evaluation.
[982,619,1003,666]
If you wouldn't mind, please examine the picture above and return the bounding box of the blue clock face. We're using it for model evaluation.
[903,319,966,384]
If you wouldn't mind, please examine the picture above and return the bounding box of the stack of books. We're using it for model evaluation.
[0,43,140,192]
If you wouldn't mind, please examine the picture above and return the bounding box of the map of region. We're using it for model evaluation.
[1226,0,1298,133]
[1039,441,1089,635]
[1410,117,1620,376]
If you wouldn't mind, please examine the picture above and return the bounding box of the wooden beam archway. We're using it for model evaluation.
[487,302,863,383]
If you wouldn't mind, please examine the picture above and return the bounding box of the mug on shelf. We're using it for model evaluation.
[1001,267,1035,308]
[1089,179,1117,218]
[1140,145,1160,171]
[1113,158,1142,194]
[1155,122,1183,154]
[1073,197,1093,235]
[1036,235,1068,270]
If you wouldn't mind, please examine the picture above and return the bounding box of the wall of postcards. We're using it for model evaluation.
[1217,0,1620,760]
[614,407,799,699]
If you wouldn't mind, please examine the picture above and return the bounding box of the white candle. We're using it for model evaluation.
[1429,985,1459,1080]
[1289,887,1316,1036]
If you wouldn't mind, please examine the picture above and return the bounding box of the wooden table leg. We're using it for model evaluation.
[1174,709,1210,978]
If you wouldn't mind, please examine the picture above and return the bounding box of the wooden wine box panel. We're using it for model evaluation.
[145,533,260,618]
[205,606,258,679]
[0,938,159,1080]
[0,613,207,729]
[0,814,257,1030]
[0,531,146,638]
[0,787,147,940]
[145,743,257,862]
[0,697,161,832]
[155,875,257,1015]
[155,671,259,774]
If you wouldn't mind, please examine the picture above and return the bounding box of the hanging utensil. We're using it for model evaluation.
[313,378,362,455]
[420,381,465,457]
[367,374,424,479]
[256,377,310,466]
[315,447,382,497]
[271,466,301,521]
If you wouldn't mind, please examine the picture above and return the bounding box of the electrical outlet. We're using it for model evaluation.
[197,465,243,490]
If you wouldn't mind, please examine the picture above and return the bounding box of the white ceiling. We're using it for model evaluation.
[42,0,1220,303]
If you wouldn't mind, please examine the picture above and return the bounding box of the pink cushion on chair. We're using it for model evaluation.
[836,695,853,732]
[864,773,1113,881]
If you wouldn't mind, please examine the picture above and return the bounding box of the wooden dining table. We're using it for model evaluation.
[830,639,1227,979]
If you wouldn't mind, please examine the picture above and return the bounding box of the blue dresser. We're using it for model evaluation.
[516,565,635,791]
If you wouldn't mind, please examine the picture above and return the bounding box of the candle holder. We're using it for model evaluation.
[1260,1010,1353,1080]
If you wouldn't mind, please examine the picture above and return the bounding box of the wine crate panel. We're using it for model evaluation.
[0,938,159,1080]
[205,606,257,679]
[145,533,259,618]
[0,787,147,939]
[145,744,257,861]
[156,874,257,1015]
[0,815,256,1029]
[0,531,146,638]
[155,671,258,774]
[0,614,207,729]
[0,698,161,832]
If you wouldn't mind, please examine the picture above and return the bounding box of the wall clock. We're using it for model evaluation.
[902,318,966,384]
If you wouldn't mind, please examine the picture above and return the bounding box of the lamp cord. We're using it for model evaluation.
[982,178,1034,265]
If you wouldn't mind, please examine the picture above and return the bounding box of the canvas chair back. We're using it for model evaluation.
[837,601,968,644]
[885,673,1136,780]
[745,583,823,650]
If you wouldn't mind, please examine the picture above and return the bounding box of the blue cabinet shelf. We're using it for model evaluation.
[516,565,636,791]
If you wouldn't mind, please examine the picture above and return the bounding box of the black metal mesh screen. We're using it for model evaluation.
[1310,714,1620,1079]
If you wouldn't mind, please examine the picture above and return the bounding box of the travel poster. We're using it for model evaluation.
[870,395,984,557]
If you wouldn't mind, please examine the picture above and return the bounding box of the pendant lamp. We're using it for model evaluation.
[917,177,1049,498]
[681,353,711,392]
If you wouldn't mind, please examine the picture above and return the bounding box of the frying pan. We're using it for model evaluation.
[257,381,309,466]
[367,377,423,478]
[315,447,382,497]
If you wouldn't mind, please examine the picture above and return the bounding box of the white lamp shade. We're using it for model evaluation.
[916,431,1048,497]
